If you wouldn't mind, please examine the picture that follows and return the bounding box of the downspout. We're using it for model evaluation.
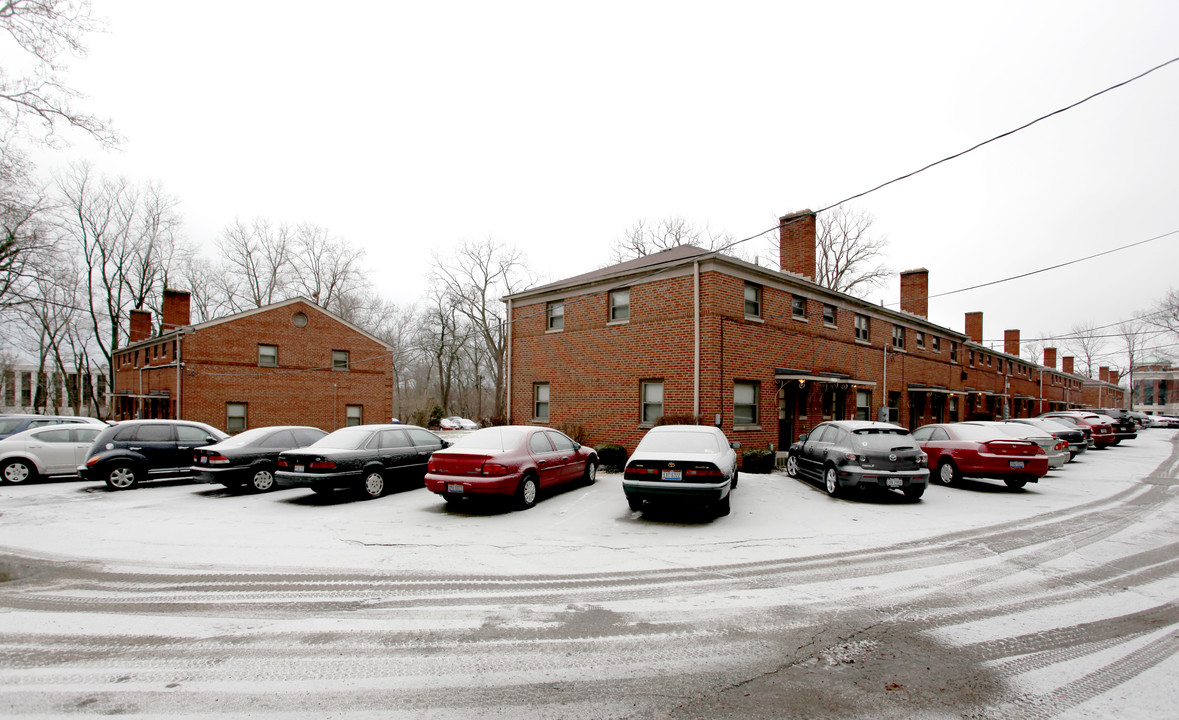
[880,343,889,422]
[505,299,513,424]
[693,261,700,418]
[176,332,183,419]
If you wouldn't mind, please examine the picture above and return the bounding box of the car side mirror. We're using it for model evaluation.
[572,442,581,450]
[206,436,217,444]
[441,440,451,449]
[798,433,809,442]
[730,441,740,449]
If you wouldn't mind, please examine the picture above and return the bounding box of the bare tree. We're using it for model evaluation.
[609,217,739,265]
[417,288,467,416]
[813,205,891,297]
[0,0,116,147]
[215,218,295,311]
[289,223,367,313]
[430,237,531,417]
[1061,321,1106,378]
[1149,288,1179,339]
[1023,334,1045,366]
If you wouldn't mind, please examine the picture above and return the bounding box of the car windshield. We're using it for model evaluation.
[309,428,372,450]
[451,427,525,452]
[637,431,721,454]
[212,427,275,449]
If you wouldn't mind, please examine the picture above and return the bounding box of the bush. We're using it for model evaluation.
[596,443,628,471]
[655,414,705,426]
[741,449,776,473]
[555,422,589,444]
[485,414,507,427]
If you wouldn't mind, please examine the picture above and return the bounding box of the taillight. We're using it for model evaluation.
[1055,440,1068,452]
[684,468,724,477]
[277,458,290,468]
[427,459,437,472]
[917,453,928,467]
[481,463,510,476]
[309,460,336,470]
[207,455,230,465]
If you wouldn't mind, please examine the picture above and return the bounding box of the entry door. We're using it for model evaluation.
[778,383,800,451]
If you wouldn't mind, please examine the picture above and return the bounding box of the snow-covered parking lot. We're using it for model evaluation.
[0,430,1176,718]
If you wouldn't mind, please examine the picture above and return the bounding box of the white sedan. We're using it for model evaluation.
[0,424,105,483]
[621,425,738,517]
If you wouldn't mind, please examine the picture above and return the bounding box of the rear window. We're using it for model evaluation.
[451,427,525,452]
[214,427,273,449]
[311,428,373,450]
[850,430,915,449]
[637,431,721,454]
[0,419,24,434]
[951,424,1009,442]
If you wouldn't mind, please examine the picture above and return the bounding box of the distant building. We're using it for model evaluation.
[111,291,394,432]
[1131,357,1178,416]
[1,364,109,417]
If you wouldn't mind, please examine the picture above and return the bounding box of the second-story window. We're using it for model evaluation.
[823,304,836,325]
[258,344,278,367]
[892,326,905,349]
[932,336,941,352]
[792,295,806,319]
[609,289,630,322]
[744,284,761,318]
[915,331,925,349]
[854,314,870,342]
[950,341,959,363]
[332,350,350,371]
[547,301,564,331]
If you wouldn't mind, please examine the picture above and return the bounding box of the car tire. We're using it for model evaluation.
[627,496,643,512]
[936,459,959,486]
[583,460,598,485]
[104,462,138,490]
[824,466,842,498]
[715,492,731,517]
[1,458,37,484]
[731,470,738,489]
[785,454,800,478]
[516,475,539,510]
[903,484,926,501]
[248,467,275,492]
[360,471,386,499]
[1004,478,1027,491]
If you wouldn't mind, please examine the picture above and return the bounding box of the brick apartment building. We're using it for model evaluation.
[111,291,394,432]
[504,210,1125,452]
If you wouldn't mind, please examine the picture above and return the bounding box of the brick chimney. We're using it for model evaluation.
[1099,366,1110,382]
[129,309,152,343]
[779,209,816,280]
[899,269,929,317]
[1004,329,1020,356]
[162,288,191,332]
[965,312,983,343]
[1062,356,1074,374]
[1110,370,1120,385]
[1044,347,1057,369]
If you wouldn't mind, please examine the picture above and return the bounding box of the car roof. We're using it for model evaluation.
[644,424,724,434]
[821,420,908,431]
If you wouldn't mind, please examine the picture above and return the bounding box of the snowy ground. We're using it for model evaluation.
[0,430,1176,718]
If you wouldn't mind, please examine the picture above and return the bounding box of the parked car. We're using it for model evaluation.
[192,425,328,492]
[1083,410,1137,443]
[1006,417,1088,459]
[621,425,738,516]
[0,414,106,441]
[425,425,597,510]
[962,421,1069,469]
[1153,415,1179,428]
[910,422,1049,490]
[1038,412,1116,448]
[0,424,105,483]
[438,417,461,430]
[785,420,929,500]
[275,424,447,499]
[78,419,228,490]
[453,417,479,430]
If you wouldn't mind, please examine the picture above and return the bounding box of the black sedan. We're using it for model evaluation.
[275,424,448,499]
[192,425,328,492]
[785,420,929,500]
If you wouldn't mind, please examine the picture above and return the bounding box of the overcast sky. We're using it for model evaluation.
[30,1,1179,364]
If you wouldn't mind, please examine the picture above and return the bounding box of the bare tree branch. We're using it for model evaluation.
[813,205,891,296]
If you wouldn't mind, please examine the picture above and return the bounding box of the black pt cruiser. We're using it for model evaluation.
[275,424,448,499]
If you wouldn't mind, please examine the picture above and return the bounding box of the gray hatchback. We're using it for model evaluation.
[786,420,929,500]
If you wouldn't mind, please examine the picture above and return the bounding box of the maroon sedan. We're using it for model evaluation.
[425,426,598,510]
[910,423,1049,491]
[1038,412,1116,448]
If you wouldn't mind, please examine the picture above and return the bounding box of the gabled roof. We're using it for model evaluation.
[509,245,715,299]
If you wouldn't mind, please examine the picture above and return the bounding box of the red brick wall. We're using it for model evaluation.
[899,269,928,317]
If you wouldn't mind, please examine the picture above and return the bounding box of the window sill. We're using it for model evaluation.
[733,425,762,432]
[855,339,872,346]
[823,322,837,329]
[792,316,808,322]
[545,328,563,334]
[531,418,550,424]
[744,315,764,323]
[638,422,655,430]
[606,319,629,326]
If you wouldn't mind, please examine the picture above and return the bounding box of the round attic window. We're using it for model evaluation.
[292,312,308,327]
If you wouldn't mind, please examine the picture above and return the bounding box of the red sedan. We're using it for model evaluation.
[1038,412,1116,448]
[425,426,598,510]
[910,423,1049,491]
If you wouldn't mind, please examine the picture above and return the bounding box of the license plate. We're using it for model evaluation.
[295,465,304,473]
[447,483,464,493]
[887,477,903,488]
[1009,461,1024,469]
[662,470,682,481]
[200,457,207,464]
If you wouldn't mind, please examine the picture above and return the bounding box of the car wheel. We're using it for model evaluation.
[516,475,539,510]
[627,496,644,512]
[1,458,37,484]
[903,484,926,501]
[104,462,138,490]
[583,460,598,485]
[715,492,731,517]
[936,460,959,486]
[785,454,800,478]
[824,466,842,497]
[1004,478,1027,491]
[731,470,738,489]
[361,471,386,499]
[249,467,275,492]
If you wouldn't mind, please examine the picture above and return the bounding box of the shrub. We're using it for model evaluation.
[555,422,589,444]
[655,413,705,426]
[596,443,628,471]
[741,449,776,473]
[485,414,507,427]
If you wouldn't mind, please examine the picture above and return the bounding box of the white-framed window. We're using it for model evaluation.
[916,331,925,349]
[345,404,362,426]
[791,295,806,319]
[892,326,905,349]
[950,341,959,363]
[744,284,761,318]
[609,289,630,322]
[932,336,941,352]
[534,382,550,421]
[547,301,564,331]
[734,381,759,426]
[855,390,871,421]
[227,402,247,433]
[640,380,664,424]
[332,350,350,371]
[258,344,278,367]
[855,314,870,342]
[823,304,837,325]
